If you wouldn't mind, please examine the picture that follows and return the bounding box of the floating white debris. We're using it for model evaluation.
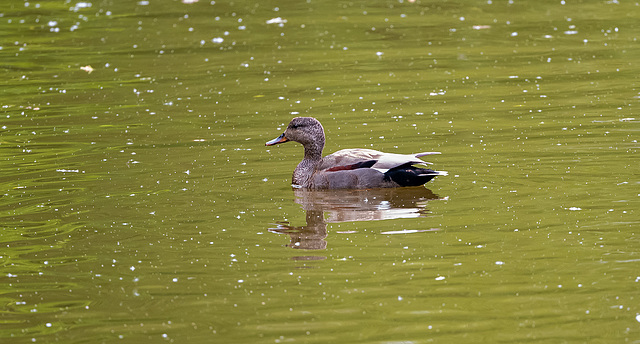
[212,37,224,43]
[266,17,287,24]
[56,169,80,173]
[567,207,582,211]
[435,276,445,281]
[70,2,92,11]
[80,65,94,73]
[381,229,438,235]
[495,261,505,265]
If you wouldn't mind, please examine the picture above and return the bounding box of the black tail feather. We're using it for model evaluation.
[384,164,440,187]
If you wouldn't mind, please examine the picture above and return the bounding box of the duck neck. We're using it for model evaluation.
[302,138,324,162]
[292,138,324,186]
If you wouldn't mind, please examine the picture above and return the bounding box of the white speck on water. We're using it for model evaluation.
[636,314,640,322]
[130,266,135,271]
[380,229,436,235]
[568,207,582,211]
[71,2,92,10]
[212,37,224,43]
[376,51,384,56]
[495,261,505,265]
[435,276,445,281]
[266,17,287,25]
[172,278,178,282]
[397,296,403,301]
[45,323,52,327]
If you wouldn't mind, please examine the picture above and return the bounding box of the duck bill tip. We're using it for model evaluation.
[265,133,290,146]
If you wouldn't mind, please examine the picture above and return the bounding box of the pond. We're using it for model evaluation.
[1,0,639,342]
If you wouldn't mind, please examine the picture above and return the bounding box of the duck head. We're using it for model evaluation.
[265,117,325,149]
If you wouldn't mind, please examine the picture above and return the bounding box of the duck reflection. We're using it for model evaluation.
[269,187,441,250]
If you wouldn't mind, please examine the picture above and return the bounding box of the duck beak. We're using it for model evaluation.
[265,133,290,146]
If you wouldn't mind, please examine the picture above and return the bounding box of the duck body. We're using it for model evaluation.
[266,117,447,189]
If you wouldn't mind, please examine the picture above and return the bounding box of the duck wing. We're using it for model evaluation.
[319,148,439,172]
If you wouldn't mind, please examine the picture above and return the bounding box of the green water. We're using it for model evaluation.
[1,0,639,342]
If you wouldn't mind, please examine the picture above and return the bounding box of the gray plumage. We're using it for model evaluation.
[265,117,447,189]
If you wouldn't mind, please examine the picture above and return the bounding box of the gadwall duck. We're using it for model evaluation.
[265,117,447,189]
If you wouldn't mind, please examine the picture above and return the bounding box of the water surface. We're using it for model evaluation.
[1,0,639,343]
